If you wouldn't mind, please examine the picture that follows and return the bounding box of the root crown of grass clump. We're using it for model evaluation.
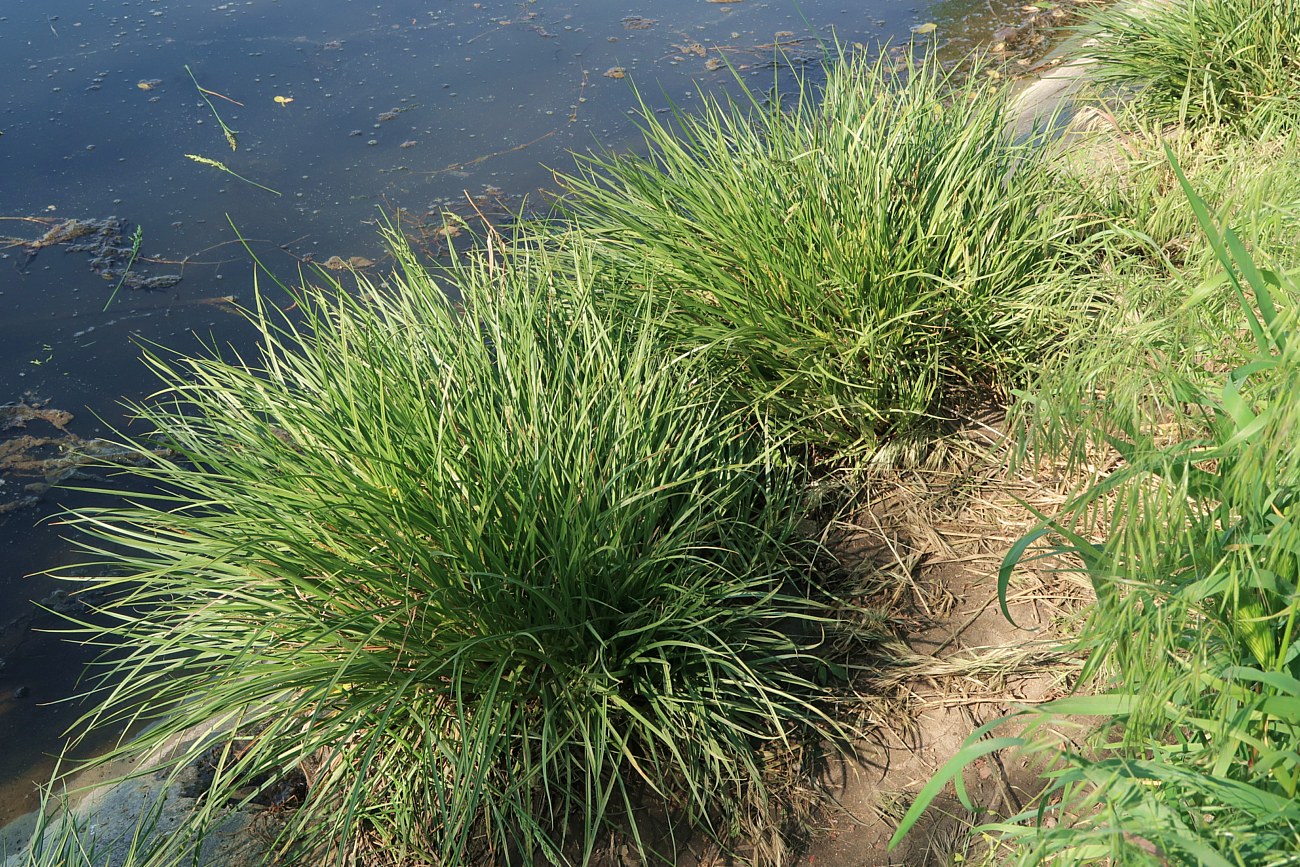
[557,48,1081,458]
[49,233,867,866]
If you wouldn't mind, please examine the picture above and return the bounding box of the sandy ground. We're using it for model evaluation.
[802,427,1091,866]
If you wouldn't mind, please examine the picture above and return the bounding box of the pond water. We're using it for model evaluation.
[0,0,1030,825]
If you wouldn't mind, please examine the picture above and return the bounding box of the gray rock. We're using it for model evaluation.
[1,722,280,867]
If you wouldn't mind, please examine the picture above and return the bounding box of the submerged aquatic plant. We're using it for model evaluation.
[557,48,1083,457]
[49,230,865,866]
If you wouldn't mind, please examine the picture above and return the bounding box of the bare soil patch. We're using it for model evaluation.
[803,420,1092,866]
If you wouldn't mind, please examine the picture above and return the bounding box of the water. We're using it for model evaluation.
[0,0,1019,824]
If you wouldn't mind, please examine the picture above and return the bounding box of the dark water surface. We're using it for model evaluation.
[0,0,1019,823]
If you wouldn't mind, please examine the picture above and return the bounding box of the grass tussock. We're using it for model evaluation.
[50,232,873,866]
[878,5,1300,856]
[1085,0,1300,133]
[557,49,1085,457]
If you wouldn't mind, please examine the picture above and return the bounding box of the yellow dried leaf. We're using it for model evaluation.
[273,95,294,106]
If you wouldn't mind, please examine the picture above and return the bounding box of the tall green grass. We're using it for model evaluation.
[47,231,868,866]
[893,153,1300,864]
[1057,124,1300,281]
[1085,0,1300,133]
[1016,128,1300,465]
[557,50,1083,457]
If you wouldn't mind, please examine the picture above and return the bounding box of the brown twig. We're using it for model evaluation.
[420,130,557,175]
[568,67,590,124]
[960,705,1024,816]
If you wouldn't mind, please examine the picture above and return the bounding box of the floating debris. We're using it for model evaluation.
[27,218,104,251]
[0,496,40,516]
[989,2,1075,70]
[115,274,182,291]
[321,255,376,270]
[1,401,72,433]
[196,294,241,309]
[136,79,163,91]
[19,216,183,294]
[603,67,627,79]
[37,589,85,615]
[186,154,282,197]
[1,400,166,513]
[185,65,240,151]
[2,432,163,491]
[621,16,656,30]
[377,105,416,123]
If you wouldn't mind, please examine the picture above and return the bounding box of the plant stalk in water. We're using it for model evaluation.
[184,154,281,197]
[103,225,143,311]
[184,64,239,151]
